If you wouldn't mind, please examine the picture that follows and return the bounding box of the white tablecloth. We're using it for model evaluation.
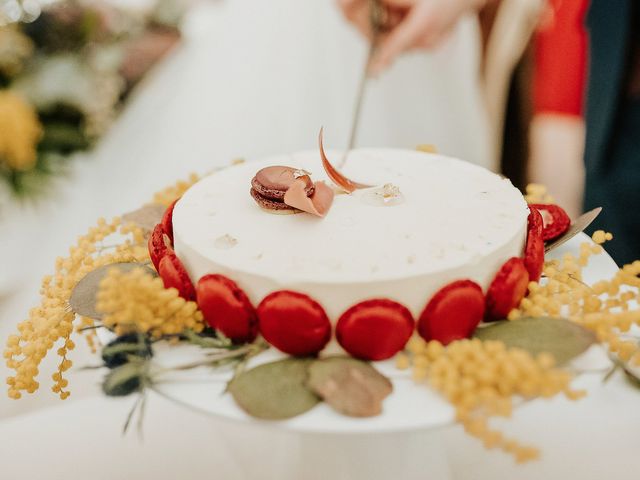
[1,369,639,480]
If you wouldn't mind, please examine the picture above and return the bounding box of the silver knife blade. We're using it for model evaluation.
[545,207,603,253]
[340,0,385,168]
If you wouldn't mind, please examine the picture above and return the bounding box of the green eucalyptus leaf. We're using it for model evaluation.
[228,358,319,420]
[102,362,145,397]
[69,262,156,319]
[122,203,166,232]
[624,372,640,390]
[39,122,90,153]
[307,356,392,418]
[623,368,640,390]
[474,317,596,365]
[102,333,153,369]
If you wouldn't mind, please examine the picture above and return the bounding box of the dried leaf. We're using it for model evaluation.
[545,207,602,252]
[319,128,372,193]
[122,203,166,232]
[474,317,596,365]
[307,356,392,417]
[69,263,156,320]
[228,358,319,420]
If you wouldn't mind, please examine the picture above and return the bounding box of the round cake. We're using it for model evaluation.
[172,149,529,321]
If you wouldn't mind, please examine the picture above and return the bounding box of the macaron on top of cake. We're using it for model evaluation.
[250,166,314,212]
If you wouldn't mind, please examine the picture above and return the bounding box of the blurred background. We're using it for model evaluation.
[0,0,590,422]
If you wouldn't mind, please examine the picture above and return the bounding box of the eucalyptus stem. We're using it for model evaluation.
[169,342,267,371]
[122,393,144,435]
[78,324,104,332]
[137,392,147,439]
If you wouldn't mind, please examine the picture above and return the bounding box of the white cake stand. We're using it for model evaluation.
[126,234,619,480]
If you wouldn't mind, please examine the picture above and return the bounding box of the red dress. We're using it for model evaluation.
[533,0,589,117]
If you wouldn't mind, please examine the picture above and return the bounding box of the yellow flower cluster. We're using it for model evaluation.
[524,183,554,204]
[509,231,640,367]
[4,217,148,400]
[116,221,149,261]
[96,267,204,339]
[152,173,200,207]
[416,144,438,154]
[397,338,584,463]
[0,90,42,171]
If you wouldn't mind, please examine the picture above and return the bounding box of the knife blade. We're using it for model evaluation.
[340,0,386,168]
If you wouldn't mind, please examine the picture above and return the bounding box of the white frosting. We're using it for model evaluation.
[173,149,529,319]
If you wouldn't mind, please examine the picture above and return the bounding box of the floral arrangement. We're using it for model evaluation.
[4,159,640,465]
[0,0,184,202]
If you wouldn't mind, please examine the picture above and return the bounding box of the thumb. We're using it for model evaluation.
[370,7,431,73]
[382,0,415,6]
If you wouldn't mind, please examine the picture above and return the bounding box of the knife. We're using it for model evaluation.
[340,0,386,168]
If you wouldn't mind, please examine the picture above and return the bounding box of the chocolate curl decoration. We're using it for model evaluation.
[284,179,334,217]
[319,128,372,193]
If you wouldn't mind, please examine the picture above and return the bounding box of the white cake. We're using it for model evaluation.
[173,149,528,319]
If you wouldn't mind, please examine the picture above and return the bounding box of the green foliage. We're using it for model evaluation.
[475,317,596,365]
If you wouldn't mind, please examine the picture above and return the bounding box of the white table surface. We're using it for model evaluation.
[1,366,639,480]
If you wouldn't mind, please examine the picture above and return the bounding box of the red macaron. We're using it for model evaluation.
[485,257,530,321]
[524,207,545,282]
[158,251,196,301]
[196,274,258,344]
[418,280,485,345]
[257,290,331,356]
[336,299,414,361]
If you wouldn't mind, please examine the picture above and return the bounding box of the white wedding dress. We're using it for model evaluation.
[161,0,493,168]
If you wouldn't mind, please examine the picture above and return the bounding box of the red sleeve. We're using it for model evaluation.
[533,0,589,117]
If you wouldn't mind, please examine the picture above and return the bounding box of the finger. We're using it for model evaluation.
[336,0,359,14]
[417,29,443,50]
[351,3,373,39]
[381,7,406,32]
[370,7,434,73]
[338,0,373,39]
[382,0,416,7]
[338,0,365,24]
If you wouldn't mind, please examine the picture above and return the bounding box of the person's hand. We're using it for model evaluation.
[337,0,488,73]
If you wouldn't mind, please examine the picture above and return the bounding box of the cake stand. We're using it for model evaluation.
[126,234,619,480]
